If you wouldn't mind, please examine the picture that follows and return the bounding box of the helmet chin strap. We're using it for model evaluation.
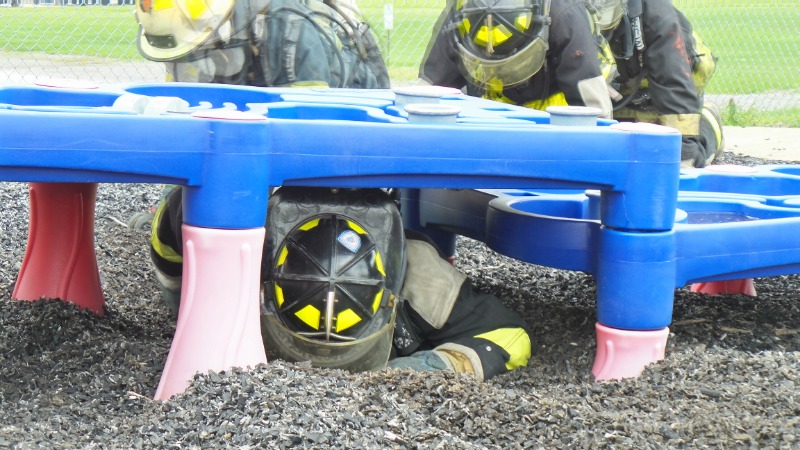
[324,290,336,341]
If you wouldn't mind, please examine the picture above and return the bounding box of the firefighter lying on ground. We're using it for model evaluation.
[150,187,532,380]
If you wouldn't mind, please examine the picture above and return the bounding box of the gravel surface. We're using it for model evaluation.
[2,151,800,449]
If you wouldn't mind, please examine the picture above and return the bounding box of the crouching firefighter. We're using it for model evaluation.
[135,0,389,88]
[149,187,532,380]
[591,0,723,168]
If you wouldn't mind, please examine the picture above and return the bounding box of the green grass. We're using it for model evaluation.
[675,1,800,95]
[1,6,142,59]
[1,1,798,126]
[723,105,800,128]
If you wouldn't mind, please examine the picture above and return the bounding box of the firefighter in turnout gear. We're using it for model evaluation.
[150,187,532,380]
[592,0,723,168]
[419,0,615,119]
[135,0,389,88]
[136,0,531,380]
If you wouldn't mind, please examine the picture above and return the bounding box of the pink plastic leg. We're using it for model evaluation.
[155,225,268,400]
[690,279,757,296]
[13,182,105,315]
[592,323,669,381]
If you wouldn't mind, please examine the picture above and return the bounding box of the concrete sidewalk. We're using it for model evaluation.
[723,126,800,162]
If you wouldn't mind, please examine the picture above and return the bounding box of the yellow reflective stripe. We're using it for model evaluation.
[371,289,383,313]
[515,13,531,31]
[614,107,659,124]
[150,200,182,264]
[522,92,569,112]
[274,284,285,307]
[283,81,330,88]
[598,38,616,83]
[475,327,531,370]
[476,24,513,47]
[701,106,723,150]
[336,308,362,332]
[347,220,367,235]
[299,218,320,231]
[659,113,700,135]
[276,246,289,267]
[374,251,385,276]
[482,81,569,113]
[295,304,321,330]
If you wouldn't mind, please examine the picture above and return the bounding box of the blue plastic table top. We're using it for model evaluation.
[0,82,681,230]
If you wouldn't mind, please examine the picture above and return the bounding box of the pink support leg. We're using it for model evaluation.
[690,279,757,296]
[13,182,105,315]
[155,224,268,400]
[592,323,669,381]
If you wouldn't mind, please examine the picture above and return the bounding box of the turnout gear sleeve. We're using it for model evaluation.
[547,0,613,117]
[639,3,701,118]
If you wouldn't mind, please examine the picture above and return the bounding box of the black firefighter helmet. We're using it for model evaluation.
[452,0,551,88]
[261,187,406,372]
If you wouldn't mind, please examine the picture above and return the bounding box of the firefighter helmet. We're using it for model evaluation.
[135,0,237,61]
[261,187,406,372]
[452,0,551,87]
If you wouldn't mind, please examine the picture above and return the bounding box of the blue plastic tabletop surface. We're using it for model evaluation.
[0,82,681,230]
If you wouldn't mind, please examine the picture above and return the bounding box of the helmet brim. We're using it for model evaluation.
[260,311,395,372]
[137,26,215,62]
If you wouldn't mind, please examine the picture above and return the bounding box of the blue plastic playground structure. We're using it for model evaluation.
[2,81,795,399]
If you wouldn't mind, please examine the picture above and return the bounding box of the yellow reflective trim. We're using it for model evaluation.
[150,199,182,264]
[459,19,470,36]
[374,251,386,276]
[598,38,617,83]
[274,284,285,307]
[295,304,321,330]
[276,246,289,267]
[701,107,723,150]
[336,308,362,332]
[522,92,569,112]
[347,220,367,235]
[476,24,512,47]
[371,289,383,313]
[283,81,330,88]
[152,0,173,11]
[475,327,531,370]
[514,13,531,31]
[185,0,207,19]
[659,113,700,135]
[299,218,320,231]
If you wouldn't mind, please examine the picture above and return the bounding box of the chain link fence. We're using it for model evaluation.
[1,1,798,121]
